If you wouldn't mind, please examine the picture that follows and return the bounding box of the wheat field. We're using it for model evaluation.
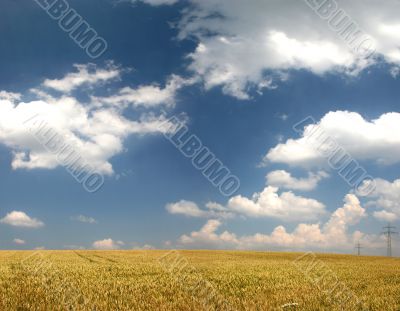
[0,250,398,310]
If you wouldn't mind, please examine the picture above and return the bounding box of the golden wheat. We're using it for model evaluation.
[0,250,398,310]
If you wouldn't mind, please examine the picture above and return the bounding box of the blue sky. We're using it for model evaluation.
[0,0,399,255]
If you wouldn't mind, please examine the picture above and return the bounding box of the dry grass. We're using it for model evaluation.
[0,250,399,310]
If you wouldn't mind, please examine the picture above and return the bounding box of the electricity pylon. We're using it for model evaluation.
[355,242,362,256]
[382,224,398,257]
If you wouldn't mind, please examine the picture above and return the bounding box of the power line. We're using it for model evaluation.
[382,224,398,257]
[355,242,362,256]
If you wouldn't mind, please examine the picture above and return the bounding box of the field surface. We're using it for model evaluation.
[0,250,399,310]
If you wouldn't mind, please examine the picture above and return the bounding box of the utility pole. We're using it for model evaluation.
[355,242,362,256]
[382,224,398,257]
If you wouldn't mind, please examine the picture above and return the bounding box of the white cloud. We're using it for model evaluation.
[266,170,329,191]
[64,245,86,250]
[132,0,178,6]
[132,1,400,99]
[43,63,121,93]
[179,219,239,249]
[0,211,44,228]
[0,91,21,102]
[13,238,26,245]
[323,194,367,243]
[132,243,156,250]
[92,238,125,250]
[373,210,397,222]
[390,66,400,78]
[169,185,326,222]
[265,111,400,167]
[178,194,372,250]
[227,186,326,221]
[72,215,97,224]
[153,0,400,99]
[166,200,234,219]
[0,65,180,174]
[278,114,289,121]
[166,200,207,217]
[361,178,400,222]
[93,75,195,109]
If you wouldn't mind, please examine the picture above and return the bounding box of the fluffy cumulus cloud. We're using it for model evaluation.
[0,211,44,228]
[266,170,329,191]
[166,200,207,217]
[170,185,327,222]
[166,200,234,219]
[323,194,367,243]
[179,219,239,249]
[361,178,400,222]
[136,0,400,98]
[227,186,326,221]
[0,64,181,175]
[13,238,26,245]
[92,238,125,250]
[178,194,374,250]
[265,111,400,167]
